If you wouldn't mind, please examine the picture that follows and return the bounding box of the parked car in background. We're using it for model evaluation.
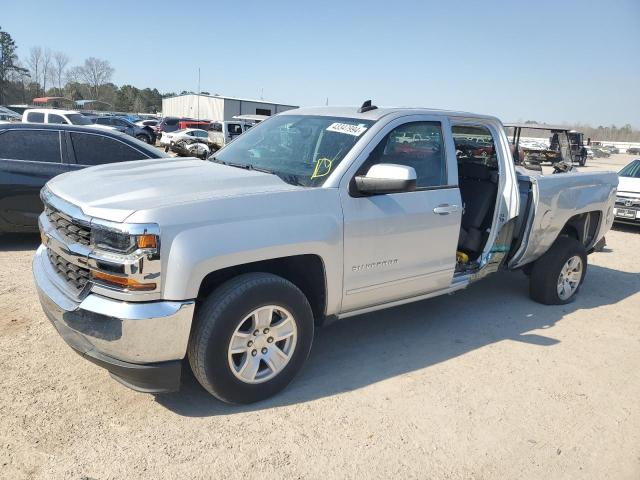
[603,145,619,154]
[614,158,640,225]
[159,128,210,150]
[156,117,207,138]
[208,120,249,149]
[136,119,159,128]
[0,106,21,123]
[627,147,640,155]
[136,119,160,141]
[156,116,181,136]
[22,108,116,131]
[179,120,210,130]
[170,138,210,159]
[0,123,167,233]
[89,116,155,144]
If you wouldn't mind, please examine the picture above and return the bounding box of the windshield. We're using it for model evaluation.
[209,115,374,187]
[66,114,93,126]
[619,159,640,178]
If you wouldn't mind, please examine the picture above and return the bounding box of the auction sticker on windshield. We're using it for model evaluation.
[326,122,368,136]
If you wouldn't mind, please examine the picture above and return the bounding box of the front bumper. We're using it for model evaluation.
[613,206,640,225]
[33,245,195,393]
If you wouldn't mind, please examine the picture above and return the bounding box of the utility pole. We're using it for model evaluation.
[197,67,201,120]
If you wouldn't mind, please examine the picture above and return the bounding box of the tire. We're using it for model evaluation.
[529,236,587,305]
[136,134,150,144]
[188,273,314,404]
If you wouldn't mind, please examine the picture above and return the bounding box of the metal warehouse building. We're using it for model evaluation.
[161,94,298,121]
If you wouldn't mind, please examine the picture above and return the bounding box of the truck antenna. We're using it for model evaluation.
[358,100,377,113]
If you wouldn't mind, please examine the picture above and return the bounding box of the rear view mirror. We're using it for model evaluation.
[354,164,417,195]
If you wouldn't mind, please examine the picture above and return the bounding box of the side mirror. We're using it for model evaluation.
[354,164,417,195]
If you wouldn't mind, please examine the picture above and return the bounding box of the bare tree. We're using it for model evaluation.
[26,46,43,96]
[77,57,114,100]
[53,51,69,96]
[41,48,53,95]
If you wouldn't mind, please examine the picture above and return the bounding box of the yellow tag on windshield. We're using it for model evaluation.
[311,157,333,179]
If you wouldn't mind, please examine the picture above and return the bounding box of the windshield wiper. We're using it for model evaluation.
[210,156,258,171]
[209,157,305,186]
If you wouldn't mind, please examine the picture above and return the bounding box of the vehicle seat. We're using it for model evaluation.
[458,163,497,254]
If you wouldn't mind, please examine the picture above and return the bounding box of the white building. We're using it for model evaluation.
[161,94,298,121]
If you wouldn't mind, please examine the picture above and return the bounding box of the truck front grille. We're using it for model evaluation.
[47,250,91,291]
[45,206,91,246]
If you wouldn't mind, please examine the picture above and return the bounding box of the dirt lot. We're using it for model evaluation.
[1,154,639,479]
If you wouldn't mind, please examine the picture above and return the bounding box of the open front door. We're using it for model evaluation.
[339,117,462,313]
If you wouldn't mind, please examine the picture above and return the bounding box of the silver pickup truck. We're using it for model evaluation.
[33,104,618,404]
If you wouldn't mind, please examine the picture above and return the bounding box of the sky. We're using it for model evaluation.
[3,0,639,127]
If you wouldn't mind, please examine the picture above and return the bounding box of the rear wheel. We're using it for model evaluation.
[529,236,587,305]
[188,273,314,404]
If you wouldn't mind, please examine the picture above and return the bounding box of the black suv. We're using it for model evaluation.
[0,123,167,233]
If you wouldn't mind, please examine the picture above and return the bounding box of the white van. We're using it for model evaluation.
[22,109,115,131]
[208,120,250,149]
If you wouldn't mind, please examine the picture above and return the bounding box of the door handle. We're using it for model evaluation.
[433,204,459,215]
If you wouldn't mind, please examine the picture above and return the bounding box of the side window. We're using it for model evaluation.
[26,112,45,123]
[0,130,61,163]
[195,131,208,138]
[113,119,128,127]
[95,118,109,125]
[228,123,243,135]
[48,114,68,124]
[364,121,446,188]
[211,123,222,132]
[451,125,497,166]
[70,133,149,165]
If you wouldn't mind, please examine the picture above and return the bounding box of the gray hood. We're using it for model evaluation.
[46,157,300,222]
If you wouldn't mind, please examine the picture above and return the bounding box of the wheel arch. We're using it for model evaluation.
[558,210,602,248]
[196,254,329,324]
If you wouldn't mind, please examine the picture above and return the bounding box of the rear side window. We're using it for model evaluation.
[452,125,498,165]
[26,112,45,123]
[48,114,68,124]
[164,118,179,126]
[70,133,149,165]
[0,130,61,163]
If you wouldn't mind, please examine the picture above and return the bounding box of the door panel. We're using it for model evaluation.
[339,117,462,312]
[340,187,461,311]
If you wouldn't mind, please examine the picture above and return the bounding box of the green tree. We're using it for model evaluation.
[0,26,28,103]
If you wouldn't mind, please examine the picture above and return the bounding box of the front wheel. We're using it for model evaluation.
[188,273,314,404]
[529,236,587,305]
[136,134,150,144]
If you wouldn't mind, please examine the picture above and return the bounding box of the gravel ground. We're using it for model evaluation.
[0,154,639,479]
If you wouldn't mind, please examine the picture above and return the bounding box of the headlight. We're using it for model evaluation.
[91,226,159,254]
[92,228,134,252]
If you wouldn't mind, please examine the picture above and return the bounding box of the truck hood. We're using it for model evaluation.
[618,176,640,197]
[46,157,301,222]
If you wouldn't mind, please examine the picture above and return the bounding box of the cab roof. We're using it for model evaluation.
[280,106,500,123]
